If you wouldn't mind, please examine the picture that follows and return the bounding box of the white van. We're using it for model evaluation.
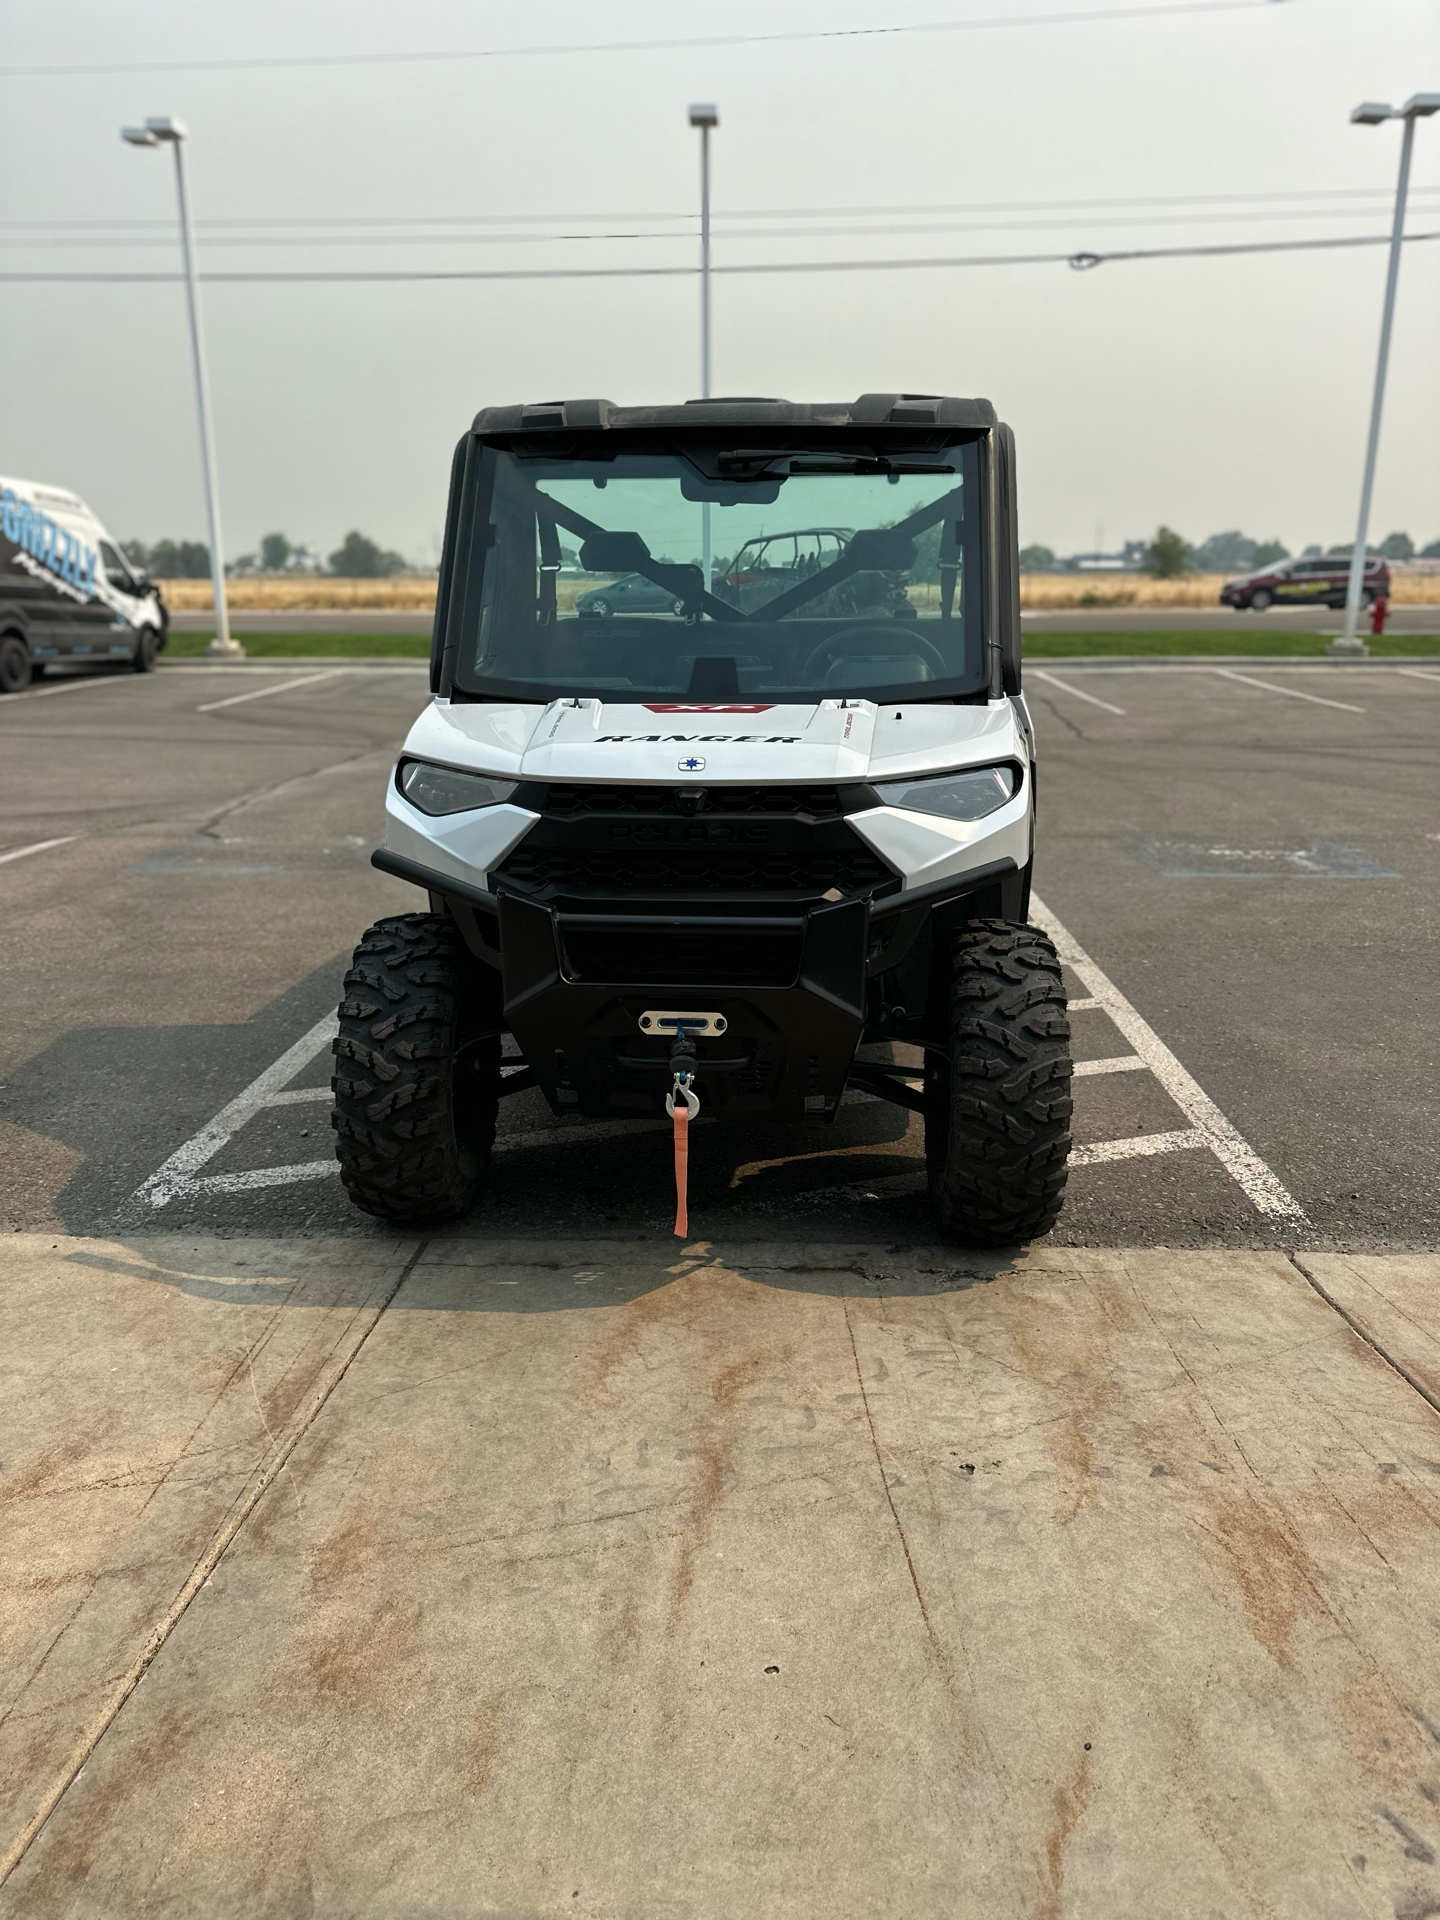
[0,476,168,692]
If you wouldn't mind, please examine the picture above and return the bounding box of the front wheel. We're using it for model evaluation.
[587,598,611,619]
[131,627,159,672]
[1249,589,1273,611]
[925,920,1072,1246]
[331,913,501,1221]
[0,633,32,694]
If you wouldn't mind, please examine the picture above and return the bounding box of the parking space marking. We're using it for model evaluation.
[1071,1128,1208,1166]
[124,898,1306,1226]
[1212,669,1364,714]
[1031,670,1126,716]
[0,834,79,868]
[1398,667,1440,685]
[1,672,130,704]
[197,670,346,714]
[126,1014,337,1212]
[1033,892,1307,1221]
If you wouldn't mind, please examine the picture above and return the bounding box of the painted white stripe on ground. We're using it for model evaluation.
[1,672,128,703]
[1073,1054,1147,1078]
[195,1159,339,1194]
[197,669,345,713]
[1213,668,1364,714]
[1030,670,1126,716]
[265,1085,332,1106]
[1070,1128,1208,1166]
[126,1014,338,1210]
[0,834,79,867]
[1398,667,1440,684]
[1031,893,1307,1220]
[1067,996,1099,1011]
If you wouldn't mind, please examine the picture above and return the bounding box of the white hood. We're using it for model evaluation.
[400,696,1026,786]
[387,695,1032,897]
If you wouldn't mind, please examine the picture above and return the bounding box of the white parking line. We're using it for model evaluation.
[1030,670,1126,716]
[1,672,127,704]
[1032,892,1307,1221]
[1213,669,1364,714]
[0,834,79,868]
[200,1160,338,1194]
[125,1014,337,1211]
[1070,1128,1207,1165]
[197,670,345,714]
[1398,667,1440,685]
[124,899,1308,1225]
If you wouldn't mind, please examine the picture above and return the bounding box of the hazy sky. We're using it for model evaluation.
[2,0,1436,563]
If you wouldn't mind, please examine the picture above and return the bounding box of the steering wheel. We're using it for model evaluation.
[801,624,949,685]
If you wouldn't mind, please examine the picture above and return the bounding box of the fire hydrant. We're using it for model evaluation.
[1371,594,1389,637]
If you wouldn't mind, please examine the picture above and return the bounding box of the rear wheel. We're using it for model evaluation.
[331,913,501,1221]
[1249,589,1273,611]
[131,627,159,672]
[925,920,1072,1245]
[0,633,32,694]
[588,597,611,618]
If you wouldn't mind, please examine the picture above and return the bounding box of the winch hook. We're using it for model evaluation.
[664,1022,701,1239]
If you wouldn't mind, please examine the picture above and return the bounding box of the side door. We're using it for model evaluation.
[97,540,149,655]
[55,520,120,658]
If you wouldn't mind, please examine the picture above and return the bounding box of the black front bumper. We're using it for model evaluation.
[499,891,868,1119]
[371,843,1022,1121]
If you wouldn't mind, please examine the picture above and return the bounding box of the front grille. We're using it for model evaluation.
[544,783,844,819]
[561,921,802,987]
[499,843,891,898]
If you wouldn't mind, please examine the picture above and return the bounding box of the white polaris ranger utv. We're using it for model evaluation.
[333,395,1073,1244]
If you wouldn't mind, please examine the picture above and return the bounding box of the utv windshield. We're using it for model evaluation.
[449,437,987,704]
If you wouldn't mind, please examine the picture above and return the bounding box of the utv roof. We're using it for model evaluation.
[472,394,997,434]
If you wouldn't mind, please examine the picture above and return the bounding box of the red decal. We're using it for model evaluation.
[643,703,774,713]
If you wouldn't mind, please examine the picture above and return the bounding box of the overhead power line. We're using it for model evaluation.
[8,183,1425,238]
[3,0,1293,79]
[2,227,1431,285]
[5,198,1438,251]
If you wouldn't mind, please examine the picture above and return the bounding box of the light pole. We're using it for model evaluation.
[689,103,718,590]
[121,116,241,658]
[1331,92,1440,659]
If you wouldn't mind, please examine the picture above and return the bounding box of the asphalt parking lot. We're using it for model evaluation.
[3,658,1439,1917]
[1,657,1435,1250]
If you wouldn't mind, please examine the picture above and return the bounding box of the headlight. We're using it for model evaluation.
[397,759,517,815]
[873,764,1018,822]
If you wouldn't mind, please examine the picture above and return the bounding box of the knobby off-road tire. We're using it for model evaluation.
[925,919,1072,1246]
[331,913,501,1222]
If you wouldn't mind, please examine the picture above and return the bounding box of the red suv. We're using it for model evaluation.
[1220,551,1389,611]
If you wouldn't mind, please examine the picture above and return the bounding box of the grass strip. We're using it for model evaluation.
[164,628,1440,663]
[1021,630,1440,657]
[164,631,430,659]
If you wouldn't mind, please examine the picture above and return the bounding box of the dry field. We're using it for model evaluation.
[159,567,1439,612]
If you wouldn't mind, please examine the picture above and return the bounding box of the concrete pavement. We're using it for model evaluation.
[3,1233,1440,1916]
